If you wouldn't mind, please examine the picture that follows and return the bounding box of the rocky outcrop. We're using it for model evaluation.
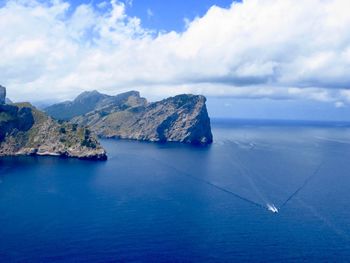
[0,104,34,141]
[0,85,5,104]
[0,92,107,160]
[71,92,213,145]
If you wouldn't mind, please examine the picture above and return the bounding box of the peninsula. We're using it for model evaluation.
[45,90,213,145]
[0,86,107,160]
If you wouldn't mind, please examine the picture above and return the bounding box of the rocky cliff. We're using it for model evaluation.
[0,85,5,104]
[70,92,213,145]
[0,87,107,160]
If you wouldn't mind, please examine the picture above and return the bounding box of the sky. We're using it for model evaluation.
[69,0,236,32]
[1,0,350,120]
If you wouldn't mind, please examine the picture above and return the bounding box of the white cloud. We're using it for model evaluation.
[97,1,108,9]
[147,8,153,19]
[0,0,350,104]
[335,101,345,108]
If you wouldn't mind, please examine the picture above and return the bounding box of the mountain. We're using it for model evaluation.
[65,91,213,145]
[44,90,146,120]
[0,87,107,160]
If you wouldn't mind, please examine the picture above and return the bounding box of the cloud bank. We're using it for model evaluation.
[0,0,350,105]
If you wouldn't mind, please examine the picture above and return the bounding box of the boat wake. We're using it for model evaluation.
[150,156,266,210]
[149,151,324,216]
[316,136,350,145]
[280,162,324,209]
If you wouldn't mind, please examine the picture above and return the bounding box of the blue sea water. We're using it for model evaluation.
[1,119,350,262]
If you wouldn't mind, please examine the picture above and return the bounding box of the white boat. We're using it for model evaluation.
[267,204,279,213]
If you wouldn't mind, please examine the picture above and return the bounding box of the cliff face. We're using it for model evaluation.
[71,92,213,145]
[0,89,107,160]
[0,85,5,104]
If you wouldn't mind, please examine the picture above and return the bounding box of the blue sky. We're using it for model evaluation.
[70,0,236,31]
[112,0,235,31]
[1,0,350,121]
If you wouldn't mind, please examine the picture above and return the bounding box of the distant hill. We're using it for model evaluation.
[44,90,145,120]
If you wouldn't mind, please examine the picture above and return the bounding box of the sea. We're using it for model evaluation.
[1,119,350,262]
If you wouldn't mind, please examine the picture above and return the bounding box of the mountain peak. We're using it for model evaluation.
[74,90,106,102]
[45,90,147,120]
[117,90,140,97]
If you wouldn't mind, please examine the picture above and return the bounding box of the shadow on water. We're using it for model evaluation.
[0,155,106,175]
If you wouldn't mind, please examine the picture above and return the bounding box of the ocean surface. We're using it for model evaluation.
[1,119,350,262]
